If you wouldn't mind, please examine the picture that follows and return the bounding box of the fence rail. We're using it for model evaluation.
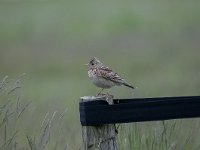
[79,95,200,150]
[80,96,200,126]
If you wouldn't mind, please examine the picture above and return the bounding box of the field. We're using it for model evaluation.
[0,0,200,149]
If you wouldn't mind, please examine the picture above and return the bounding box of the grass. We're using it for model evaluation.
[0,75,28,149]
[118,120,200,150]
[0,0,200,149]
[0,76,69,150]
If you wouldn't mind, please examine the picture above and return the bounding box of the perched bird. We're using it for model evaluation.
[86,57,136,94]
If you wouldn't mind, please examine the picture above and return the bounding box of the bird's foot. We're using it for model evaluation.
[96,92,106,97]
[96,92,113,98]
[106,93,114,98]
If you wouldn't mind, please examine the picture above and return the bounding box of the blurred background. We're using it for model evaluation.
[0,0,200,149]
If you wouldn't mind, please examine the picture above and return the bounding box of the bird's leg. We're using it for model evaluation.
[97,88,104,96]
[106,92,114,98]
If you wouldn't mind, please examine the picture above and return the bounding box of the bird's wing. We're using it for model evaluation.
[97,66,125,84]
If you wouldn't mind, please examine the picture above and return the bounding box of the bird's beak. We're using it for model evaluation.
[84,63,89,66]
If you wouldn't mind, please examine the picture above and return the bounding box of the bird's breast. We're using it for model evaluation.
[88,69,115,88]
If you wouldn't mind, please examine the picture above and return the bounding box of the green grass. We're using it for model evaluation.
[0,0,200,149]
[118,120,200,150]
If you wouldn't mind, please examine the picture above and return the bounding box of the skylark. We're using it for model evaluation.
[86,57,136,94]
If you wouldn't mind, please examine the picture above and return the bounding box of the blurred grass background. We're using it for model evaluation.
[0,0,200,149]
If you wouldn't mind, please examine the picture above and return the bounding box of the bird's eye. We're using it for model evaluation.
[91,63,94,65]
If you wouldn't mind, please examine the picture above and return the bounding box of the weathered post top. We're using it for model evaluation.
[80,95,114,104]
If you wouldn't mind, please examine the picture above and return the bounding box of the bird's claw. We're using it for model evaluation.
[96,93,106,97]
[96,92,113,98]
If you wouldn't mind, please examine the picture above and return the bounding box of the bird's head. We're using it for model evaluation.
[85,57,102,69]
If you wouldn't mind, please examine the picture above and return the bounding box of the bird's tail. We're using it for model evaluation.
[123,82,136,89]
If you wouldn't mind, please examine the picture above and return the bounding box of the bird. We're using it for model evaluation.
[85,57,136,95]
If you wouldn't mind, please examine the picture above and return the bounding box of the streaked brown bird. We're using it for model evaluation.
[86,57,136,94]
